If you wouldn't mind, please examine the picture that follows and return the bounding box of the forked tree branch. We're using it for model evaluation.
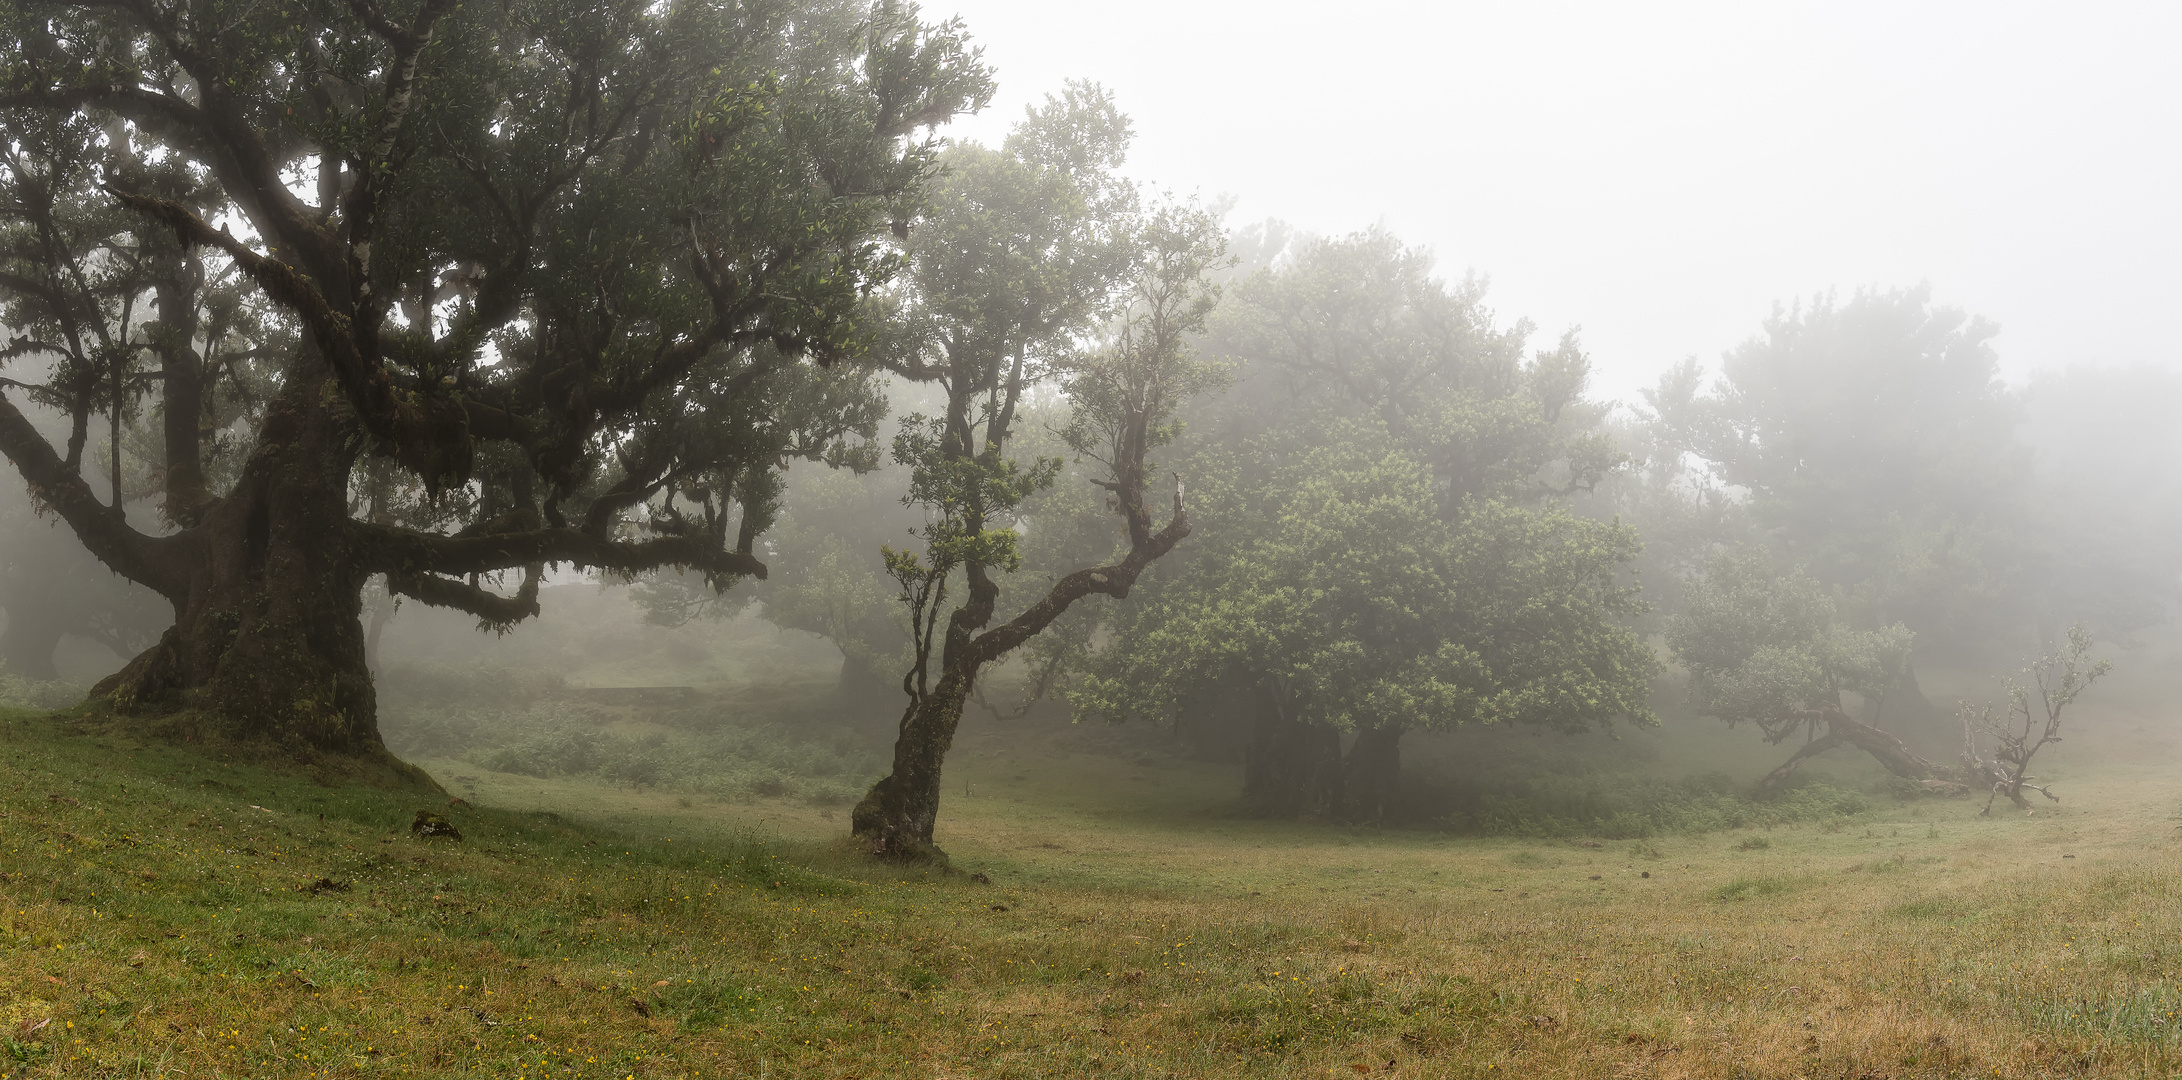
[968,475,1187,665]
[0,387,182,597]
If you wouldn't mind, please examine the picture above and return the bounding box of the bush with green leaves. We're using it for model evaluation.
[377,666,886,805]
[0,671,81,711]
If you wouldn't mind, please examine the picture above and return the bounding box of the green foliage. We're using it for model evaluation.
[871,86,1144,710]
[1078,437,1656,737]
[887,413,1060,580]
[1574,359,1757,629]
[1057,199,1237,471]
[1205,228,1607,501]
[1066,227,1656,790]
[377,668,886,805]
[1668,546,1913,742]
[0,671,81,711]
[0,0,994,711]
[872,84,1225,723]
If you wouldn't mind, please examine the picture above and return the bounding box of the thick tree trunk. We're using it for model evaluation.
[1241,684,1344,818]
[852,667,974,861]
[1342,723,1403,822]
[90,390,382,755]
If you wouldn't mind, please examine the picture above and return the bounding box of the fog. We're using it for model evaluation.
[3,0,2180,824]
[13,10,2182,1068]
[940,0,2182,399]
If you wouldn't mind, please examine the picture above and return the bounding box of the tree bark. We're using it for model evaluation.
[1760,709,1936,789]
[851,480,1191,861]
[91,382,381,753]
[1342,723,1403,822]
[851,670,973,862]
[1759,731,1845,789]
[1827,712,1936,780]
[1240,683,1344,818]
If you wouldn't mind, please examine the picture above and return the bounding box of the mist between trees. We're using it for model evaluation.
[1,0,2176,860]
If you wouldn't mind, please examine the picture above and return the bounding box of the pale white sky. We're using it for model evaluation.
[934,0,2182,402]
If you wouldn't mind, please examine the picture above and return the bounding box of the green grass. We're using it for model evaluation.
[6,703,2182,1078]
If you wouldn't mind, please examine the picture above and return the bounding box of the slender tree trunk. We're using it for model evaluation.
[1342,723,1403,822]
[852,664,977,861]
[91,385,383,755]
[851,479,1191,860]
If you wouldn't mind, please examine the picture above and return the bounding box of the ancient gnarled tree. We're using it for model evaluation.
[0,0,989,758]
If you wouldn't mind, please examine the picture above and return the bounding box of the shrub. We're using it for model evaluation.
[376,671,889,803]
[0,672,83,711]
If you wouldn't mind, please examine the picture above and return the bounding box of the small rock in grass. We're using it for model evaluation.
[411,810,463,841]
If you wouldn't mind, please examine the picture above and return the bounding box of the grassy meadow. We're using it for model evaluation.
[4,698,2182,1079]
[5,596,2182,1078]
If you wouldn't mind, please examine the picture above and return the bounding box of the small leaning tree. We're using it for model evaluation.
[1667,546,1937,787]
[0,0,989,758]
[849,86,1228,859]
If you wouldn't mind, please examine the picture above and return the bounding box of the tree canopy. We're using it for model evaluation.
[1066,228,1655,820]
[1674,287,2029,649]
[0,0,991,751]
[1667,545,1935,787]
